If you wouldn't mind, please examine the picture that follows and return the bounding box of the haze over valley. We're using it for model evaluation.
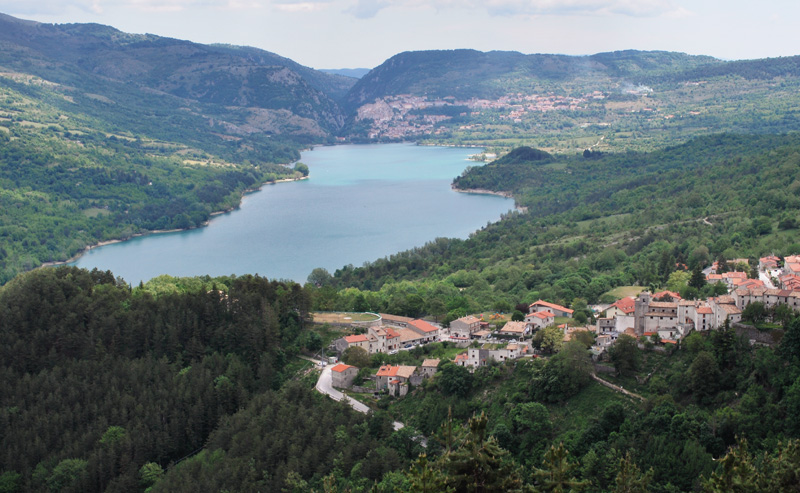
[4,5,800,493]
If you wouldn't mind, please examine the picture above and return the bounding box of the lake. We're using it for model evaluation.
[70,143,515,284]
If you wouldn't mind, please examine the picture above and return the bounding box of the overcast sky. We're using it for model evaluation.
[1,1,797,70]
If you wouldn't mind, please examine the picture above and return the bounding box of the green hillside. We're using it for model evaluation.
[326,134,800,315]
[0,13,351,135]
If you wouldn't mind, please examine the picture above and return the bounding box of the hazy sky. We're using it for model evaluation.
[1,1,797,70]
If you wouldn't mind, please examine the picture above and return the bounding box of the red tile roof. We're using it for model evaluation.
[610,297,636,313]
[409,319,438,333]
[377,365,416,378]
[331,363,355,373]
[376,365,399,377]
[530,300,574,314]
[652,290,682,300]
[385,327,401,339]
[344,334,368,343]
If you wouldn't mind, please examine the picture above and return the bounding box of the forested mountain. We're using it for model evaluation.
[344,49,721,109]
[0,13,353,134]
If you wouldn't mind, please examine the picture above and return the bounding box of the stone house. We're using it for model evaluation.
[450,315,481,338]
[499,320,529,338]
[529,300,573,318]
[407,319,440,342]
[525,311,554,330]
[375,365,417,391]
[330,363,358,389]
[420,359,440,378]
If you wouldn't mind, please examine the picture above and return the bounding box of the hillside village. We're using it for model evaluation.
[324,254,800,400]
[355,92,594,140]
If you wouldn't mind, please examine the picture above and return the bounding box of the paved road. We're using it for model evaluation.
[315,364,372,413]
[759,270,776,289]
[302,356,405,431]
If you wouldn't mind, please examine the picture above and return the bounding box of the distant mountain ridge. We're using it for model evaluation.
[344,49,723,110]
[320,68,371,79]
[3,12,800,143]
[0,13,354,135]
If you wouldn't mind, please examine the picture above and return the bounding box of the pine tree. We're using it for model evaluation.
[689,265,707,290]
[532,442,590,492]
[702,438,759,492]
[614,452,653,493]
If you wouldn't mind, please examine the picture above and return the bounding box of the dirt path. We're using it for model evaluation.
[591,373,645,401]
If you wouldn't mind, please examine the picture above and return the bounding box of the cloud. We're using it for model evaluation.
[0,0,687,20]
[0,0,277,16]
[273,0,332,13]
[345,0,389,18]
[337,0,688,19]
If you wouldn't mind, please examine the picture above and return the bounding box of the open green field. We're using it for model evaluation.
[603,285,646,299]
[312,311,381,324]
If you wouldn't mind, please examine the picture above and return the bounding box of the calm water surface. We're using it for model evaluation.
[71,144,514,283]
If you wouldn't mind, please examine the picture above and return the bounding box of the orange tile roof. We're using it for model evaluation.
[610,297,636,311]
[697,307,713,314]
[331,363,356,373]
[530,300,573,314]
[344,334,368,343]
[376,365,399,377]
[529,310,555,319]
[409,319,438,333]
[653,290,682,300]
[377,365,416,378]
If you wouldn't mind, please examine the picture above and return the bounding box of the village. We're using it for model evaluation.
[319,254,800,401]
[354,92,593,140]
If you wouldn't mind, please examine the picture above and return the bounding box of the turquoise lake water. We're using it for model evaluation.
[70,143,515,284]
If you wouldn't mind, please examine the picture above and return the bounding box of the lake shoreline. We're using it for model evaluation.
[451,186,527,213]
[41,175,309,270]
[48,143,516,285]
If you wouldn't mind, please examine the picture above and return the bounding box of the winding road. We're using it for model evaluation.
[302,356,405,431]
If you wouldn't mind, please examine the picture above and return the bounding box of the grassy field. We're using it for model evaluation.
[603,285,646,299]
[312,311,381,324]
[548,381,632,438]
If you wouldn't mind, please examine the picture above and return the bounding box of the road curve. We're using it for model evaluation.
[301,356,405,430]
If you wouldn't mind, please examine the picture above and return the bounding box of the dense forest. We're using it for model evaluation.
[0,267,351,491]
[3,266,800,492]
